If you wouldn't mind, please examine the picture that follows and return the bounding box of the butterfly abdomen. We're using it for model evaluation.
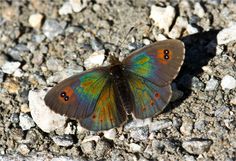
[110,65,134,114]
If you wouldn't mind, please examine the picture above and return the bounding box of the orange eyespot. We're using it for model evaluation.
[155,92,160,99]
[142,106,147,112]
[156,49,172,64]
[92,114,96,119]
[150,100,154,106]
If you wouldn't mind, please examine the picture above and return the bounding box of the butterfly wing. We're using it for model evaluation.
[44,67,110,119]
[126,72,171,119]
[122,39,185,86]
[80,80,127,131]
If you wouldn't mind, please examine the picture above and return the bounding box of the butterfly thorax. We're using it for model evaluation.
[109,64,134,114]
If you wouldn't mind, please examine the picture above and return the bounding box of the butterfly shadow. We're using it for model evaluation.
[163,29,221,113]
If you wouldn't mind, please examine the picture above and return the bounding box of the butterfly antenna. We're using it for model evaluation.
[114,27,136,55]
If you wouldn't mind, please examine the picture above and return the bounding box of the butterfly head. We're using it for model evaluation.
[108,54,121,65]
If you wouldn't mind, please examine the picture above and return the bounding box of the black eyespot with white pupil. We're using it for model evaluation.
[163,49,170,60]
[60,91,69,101]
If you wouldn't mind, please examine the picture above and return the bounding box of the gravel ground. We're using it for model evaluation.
[0,0,236,160]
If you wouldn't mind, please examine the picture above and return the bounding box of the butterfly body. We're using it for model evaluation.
[44,39,185,131]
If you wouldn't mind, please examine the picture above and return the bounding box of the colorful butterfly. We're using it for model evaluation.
[44,39,185,131]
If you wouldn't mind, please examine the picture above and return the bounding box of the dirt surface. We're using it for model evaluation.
[0,0,235,160]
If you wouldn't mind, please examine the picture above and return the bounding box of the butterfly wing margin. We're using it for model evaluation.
[79,80,127,131]
[123,39,185,86]
[44,67,110,119]
[127,72,172,119]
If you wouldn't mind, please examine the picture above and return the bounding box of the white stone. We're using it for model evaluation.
[103,129,117,140]
[84,50,105,69]
[182,139,212,154]
[2,61,21,74]
[129,143,142,152]
[149,120,172,132]
[28,89,67,133]
[194,2,205,18]
[221,75,236,90]
[149,5,176,33]
[59,2,73,15]
[169,16,188,39]
[64,122,76,135]
[205,77,219,91]
[28,13,44,29]
[82,135,100,143]
[13,68,23,77]
[70,0,87,12]
[19,113,35,130]
[52,135,74,147]
[17,144,30,155]
[186,24,199,34]
[230,97,236,105]
[124,118,151,130]
[217,25,236,45]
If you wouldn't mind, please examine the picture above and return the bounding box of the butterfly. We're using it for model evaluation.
[44,39,185,131]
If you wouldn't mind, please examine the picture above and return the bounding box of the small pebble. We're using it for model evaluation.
[180,117,193,135]
[70,0,88,12]
[205,77,219,91]
[0,54,8,67]
[191,76,204,91]
[19,113,35,131]
[32,53,44,65]
[149,5,176,33]
[13,68,23,77]
[186,24,199,34]
[64,122,76,135]
[95,140,111,158]
[81,141,95,155]
[230,97,236,105]
[124,118,151,130]
[84,50,105,69]
[103,129,117,140]
[194,2,205,18]
[0,70,4,83]
[2,61,21,74]
[183,155,196,161]
[3,79,20,94]
[59,2,73,15]
[10,113,19,124]
[217,24,236,45]
[169,16,188,39]
[129,143,142,152]
[8,48,22,61]
[42,19,64,40]
[46,57,64,71]
[28,13,44,29]
[182,139,213,154]
[32,34,46,43]
[90,37,104,51]
[130,126,149,141]
[52,135,74,147]
[82,135,100,143]
[221,75,236,90]
[17,144,30,155]
[149,119,172,132]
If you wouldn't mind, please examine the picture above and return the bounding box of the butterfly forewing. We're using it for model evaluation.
[122,39,185,87]
[44,67,110,119]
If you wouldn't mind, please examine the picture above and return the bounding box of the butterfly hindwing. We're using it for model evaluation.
[80,80,127,131]
[127,72,172,119]
[44,67,110,119]
[123,39,185,86]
